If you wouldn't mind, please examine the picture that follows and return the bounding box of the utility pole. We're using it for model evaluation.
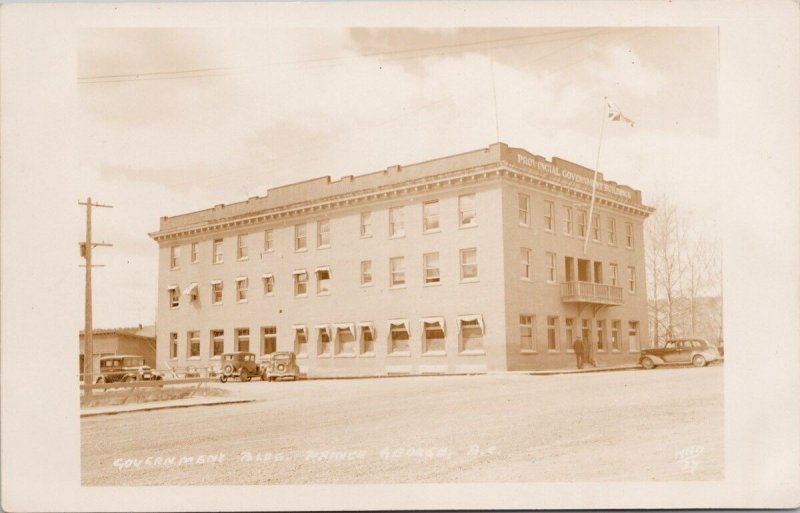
[79,197,113,398]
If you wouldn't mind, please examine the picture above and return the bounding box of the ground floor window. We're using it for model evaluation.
[611,320,621,351]
[335,325,357,355]
[294,326,308,356]
[235,328,250,352]
[628,321,640,352]
[187,330,200,357]
[422,318,445,353]
[596,320,606,352]
[547,316,559,351]
[211,329,224,356]
[581,319,591,346]
[565,318,575,351]
[170,332,178,359]
[261,326,276,355]
[317,326,331,356]
[458,315,484,352]
[360,324,375,354]
[520,315,534,352]
[388,320,410,354]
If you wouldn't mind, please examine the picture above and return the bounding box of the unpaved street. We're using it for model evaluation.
[82,366,723,485]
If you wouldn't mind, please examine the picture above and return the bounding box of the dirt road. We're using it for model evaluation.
[81,365,723,485]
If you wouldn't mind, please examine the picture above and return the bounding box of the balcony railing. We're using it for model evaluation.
[560,280,624,306]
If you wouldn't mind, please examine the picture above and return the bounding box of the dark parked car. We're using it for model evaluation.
[640,338,721,369]
[218,352,266,383]
[263,351,300,381]
[96,355,162,383]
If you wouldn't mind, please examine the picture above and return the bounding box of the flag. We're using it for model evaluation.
[607,101,635,127]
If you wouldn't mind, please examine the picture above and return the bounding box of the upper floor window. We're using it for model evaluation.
[168,286,179,308]
[521,248,532,280]
[211,280,223,305]
[264,229,274,252]
[459,194,477,227]
[627,266,636,293]
[578,210,588,239]
[235,277,248,302]
[390,257,406,287]
[545,252,557,283]
[563,206,573,235]
[293,270,308,296]
[360,260,372,286]
[423,252,440,285]
[609,263,619,287]
[295,224,307,251]
[518,194,530,226]
[592,213,601,241]
[262,273,274,295]
[625,222,634,249]
[607,218,617,245]
[237,234,248,260]
[316,267,331,295]
[213,239,224,264]
[360,212,372,238]
[389,207,405,238]
[544,200,555,232]
[317,220,330,248]
[423,200,440,232]
[460,248,478,281]
[170,246,180,269]
[190,242,199,264]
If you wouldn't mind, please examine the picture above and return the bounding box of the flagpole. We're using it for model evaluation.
[583,97,607,255]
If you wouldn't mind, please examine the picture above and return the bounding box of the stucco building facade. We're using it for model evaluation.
[149,142,653,376]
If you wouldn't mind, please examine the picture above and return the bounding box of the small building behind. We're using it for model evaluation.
[79,325,156,378]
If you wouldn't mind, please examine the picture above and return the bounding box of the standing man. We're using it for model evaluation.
[573,337,586,369]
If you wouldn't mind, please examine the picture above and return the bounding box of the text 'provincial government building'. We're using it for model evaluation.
[149,142,654,376]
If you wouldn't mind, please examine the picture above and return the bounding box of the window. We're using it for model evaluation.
[213,239,223,264]
[390,257,406,287]
[608,218,617,245]
[611,320,621,351]
[518,194,530,226]
[169,332,178,359]
[262,326,277,355]
[335,325,357,355]
[360,212,372,237]
[211,281,223,305]
[460,248,478,281]
[609,263,619,286]
[317,326,331,356]
[459,194,476,227]
[581,319,591,345]
[592,213,601,241]
[236,328,250,352]
[520,315,534,352]
[545,252,557,283]
[264,229,274,252]
[544,200,555,231]
[423,200,440,232]
[237,234,248,260]
[360,260,372,286]
[293,270,308,296]
[170,246,180,269]
[236,277,248,302]
[294,326,308,356]
[596,320,606,352]
[563,206,573,235]
[360,324,375,354]
[389,207,405,237]
[520,248,532,280]
[565,318,575,350]
[388,321,410,354]
[262,274,274,295]
[578,210,588,238]
[317,220,330,248]
[316,267,331,295]
[295,224,307,251]
[628,266,636,293]
[625,222,634,249]
[188,330,200,358]
[211,329,224,357]
[422,319,446,353]
[458,316,484,352]
[191,242,198,263]
[423,252,440,285]
[547,316,559,351]
[593,261,603,284]
[168,286,179,308]
[628,321,640,352]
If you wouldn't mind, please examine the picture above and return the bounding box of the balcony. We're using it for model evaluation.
[560,280,624,306]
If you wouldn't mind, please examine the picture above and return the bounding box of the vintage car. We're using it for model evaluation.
[218,352,266,383]
[263,351,300,381]
[640,338,721,369]
[96,355,162,383]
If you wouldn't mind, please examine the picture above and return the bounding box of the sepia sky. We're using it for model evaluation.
[77,27,719,327]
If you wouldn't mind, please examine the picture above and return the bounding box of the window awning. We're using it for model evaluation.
[235,276,247,282]
[181,282,198,296]
[261,273,273,279]
[357,321,375,334]
[167,285,178,291]
[457,314,484,333]
[420,317,446,334]
[315,266,331,274]
[315,324,332,338]
[334,322,355,335]
[388,319,410,333]
[210,279,222,285]
[291,325,307,337]
[292,269,307,276]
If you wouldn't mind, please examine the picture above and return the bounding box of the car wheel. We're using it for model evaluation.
[692,355,707,367]
[223,364,234,376]
[641,357,655,370]
[240,369,250,382]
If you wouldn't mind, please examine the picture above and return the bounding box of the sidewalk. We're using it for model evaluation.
[526,364,641,376]
[80,396,254,417]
